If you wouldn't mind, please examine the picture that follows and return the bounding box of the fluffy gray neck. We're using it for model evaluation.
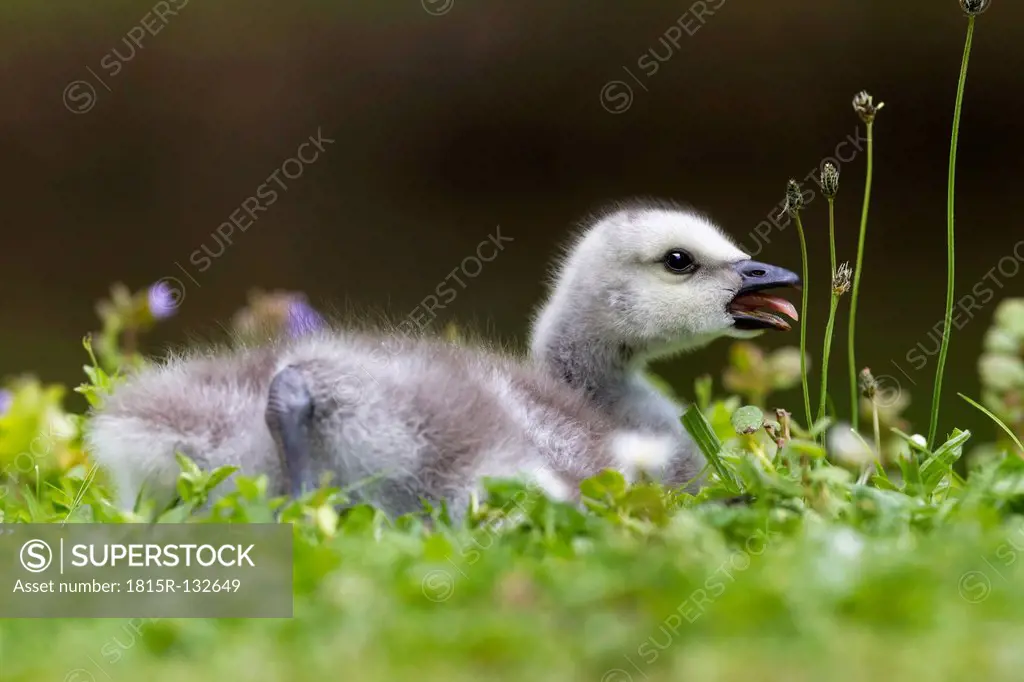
[530,308,685,437]
[535,322,636,406]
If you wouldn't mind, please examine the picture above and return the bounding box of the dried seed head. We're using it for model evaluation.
[782,179,804,217]
[852,91,885,124]
[859,367,878,400]
[821,162,840,199]
[833,262,853,296]
[959,0,991,16]
[775,408,792,442]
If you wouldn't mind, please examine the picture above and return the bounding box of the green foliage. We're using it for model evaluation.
[6,389,1024,680]
[0,309,1022,682]
[730,405,765,435]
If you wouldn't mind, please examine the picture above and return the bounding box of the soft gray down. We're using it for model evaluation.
[85,202,800,518]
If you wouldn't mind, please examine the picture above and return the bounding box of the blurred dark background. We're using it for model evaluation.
[2,0,1022,437]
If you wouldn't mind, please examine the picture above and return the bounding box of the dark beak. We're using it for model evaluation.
[728,260,801,331]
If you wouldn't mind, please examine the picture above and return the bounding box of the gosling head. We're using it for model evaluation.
[532,201,801,361]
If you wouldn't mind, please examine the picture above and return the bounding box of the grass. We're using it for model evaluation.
[928,13,979,449]
[848,114,877,431]
[0,333,1022,682]
[817,272,845,425]
[784,182,813,432]
[2,384,1024,681]
[960,392,1024,453]
[1,314,1023,682]
[794,212,813,432]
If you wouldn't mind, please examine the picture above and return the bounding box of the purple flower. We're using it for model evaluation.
[285,299,325,337]
[147,280,179,320]
[0,389,12,417]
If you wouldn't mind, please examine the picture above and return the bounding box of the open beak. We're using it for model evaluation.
[728,260,801,331]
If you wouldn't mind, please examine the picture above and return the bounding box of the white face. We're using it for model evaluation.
[567,206,761,351]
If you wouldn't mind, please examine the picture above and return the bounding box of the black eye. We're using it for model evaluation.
[663,250,696,274]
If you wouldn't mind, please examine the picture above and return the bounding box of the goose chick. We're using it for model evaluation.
[85,200,799,516]
[531,202,801,485]
[85,331,676,518]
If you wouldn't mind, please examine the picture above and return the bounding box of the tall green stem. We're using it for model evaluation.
[848,120,874,430]
[928,16,976,449]
[794,213,812,430]
[818,295,841,425]
[828,198,837,275]
[872,401,882,462]
[818,196,839,428]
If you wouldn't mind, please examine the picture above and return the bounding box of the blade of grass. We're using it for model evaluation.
[959,392,1024,455]
[682,404,739,494]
